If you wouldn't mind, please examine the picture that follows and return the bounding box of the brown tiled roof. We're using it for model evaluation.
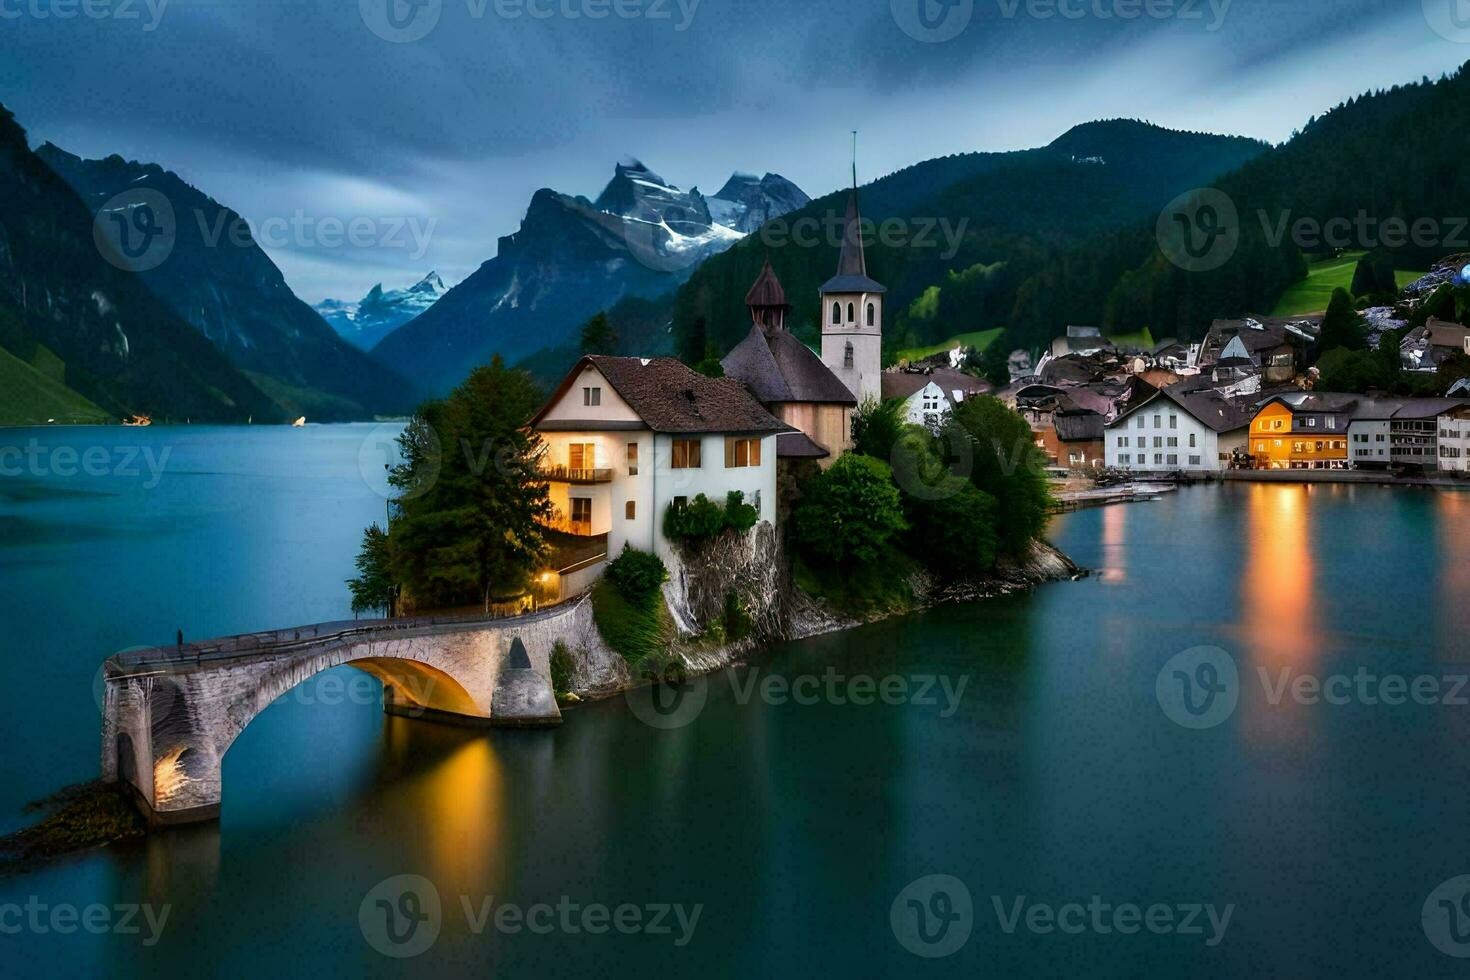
[722,325,856,405]
[532,356,794,435]
[1424,318,1470,350]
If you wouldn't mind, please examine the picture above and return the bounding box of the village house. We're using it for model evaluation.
[1249,392,1355,469]
[1199,316,1321,384]
[1049,408,1106,469]
[1400,318,1470,373]
[529,355,790,568]
[1346,397,1469,471]
[721,258,856,466]
[1104,384,1251,473]
[1439,404,1470,473]
[880,367,991,428]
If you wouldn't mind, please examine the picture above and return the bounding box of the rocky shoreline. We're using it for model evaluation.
[561,534,1085,703]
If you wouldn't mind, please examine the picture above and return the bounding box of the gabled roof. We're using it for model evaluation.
[821,188,886,295]
[531,355,794,435]
[722,325,857,405]
[1109,383,1253,433]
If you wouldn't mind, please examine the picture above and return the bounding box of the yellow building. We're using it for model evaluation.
[1249,394,1356,469]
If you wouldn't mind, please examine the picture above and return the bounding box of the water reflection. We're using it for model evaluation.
[1099,503,1127,584]
[1437,492,1470,661]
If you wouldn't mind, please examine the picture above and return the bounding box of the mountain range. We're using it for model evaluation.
[316,272,447,351]
[370,160,809,397]
[669,119,1270,361]
[0,104,281,424]
[37,144,416,420]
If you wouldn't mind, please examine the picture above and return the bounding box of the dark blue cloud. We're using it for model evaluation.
[1,0,1463,301]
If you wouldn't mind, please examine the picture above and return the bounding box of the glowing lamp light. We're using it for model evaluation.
[1460,263,1470,283]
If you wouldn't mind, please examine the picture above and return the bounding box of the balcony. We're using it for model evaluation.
[539,464,614,484]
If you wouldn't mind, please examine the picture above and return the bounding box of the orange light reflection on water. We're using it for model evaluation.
[1100,504,1127,584]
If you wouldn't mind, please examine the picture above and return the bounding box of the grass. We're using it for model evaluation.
[895,328,1003,364]
[1105,327,1156,350]
[1270,251,1429,316]
[0,344,111,426]
[590,578,672,672]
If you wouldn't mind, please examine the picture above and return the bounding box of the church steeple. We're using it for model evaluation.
[745,256,789,334]
[819,144,885,404]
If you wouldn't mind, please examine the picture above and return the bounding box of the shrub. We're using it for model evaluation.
[549,640,574,696]
[663,491,760,542]
[722,592,753,641]
[663,493,726,541]
[851,396,907,460]
[906,484,999,578]
[791,453,908,566]
[724,491,758,533]
[606,545,667,605]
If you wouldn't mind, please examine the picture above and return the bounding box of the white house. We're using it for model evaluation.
[1104,385,1251,473]
[1440,404,1470,474]
[881,367,992,428]
[529,355,789,568]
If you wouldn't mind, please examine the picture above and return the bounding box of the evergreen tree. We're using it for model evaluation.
[1319,287,1368,352]
[389,357,552,610]
[347,523,395,617]
[579,312,618,355]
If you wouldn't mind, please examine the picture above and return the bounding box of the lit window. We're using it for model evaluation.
[671,439,702,469]
[724,437,762,468]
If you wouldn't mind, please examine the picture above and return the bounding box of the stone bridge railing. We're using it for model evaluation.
[101,596,608,826]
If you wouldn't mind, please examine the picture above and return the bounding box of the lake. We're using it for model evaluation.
[3,425,1470,976]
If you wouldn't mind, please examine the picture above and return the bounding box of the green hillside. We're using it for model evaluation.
[895,328,1002,363]
[0,344,111,425]
[1270,252,1428,315]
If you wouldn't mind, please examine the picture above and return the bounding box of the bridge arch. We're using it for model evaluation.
[101,600,596,825]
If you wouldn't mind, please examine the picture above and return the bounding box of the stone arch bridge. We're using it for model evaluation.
[101,598,598,825]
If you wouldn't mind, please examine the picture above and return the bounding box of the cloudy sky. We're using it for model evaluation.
[4,0,1467,302]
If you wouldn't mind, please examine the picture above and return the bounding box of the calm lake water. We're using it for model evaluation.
[3,425,1470,976]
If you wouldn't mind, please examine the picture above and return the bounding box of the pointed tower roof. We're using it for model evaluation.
[745,256,789,309]
[821,187,886,295]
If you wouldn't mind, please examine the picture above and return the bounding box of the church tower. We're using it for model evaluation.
[820,182,884,404]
